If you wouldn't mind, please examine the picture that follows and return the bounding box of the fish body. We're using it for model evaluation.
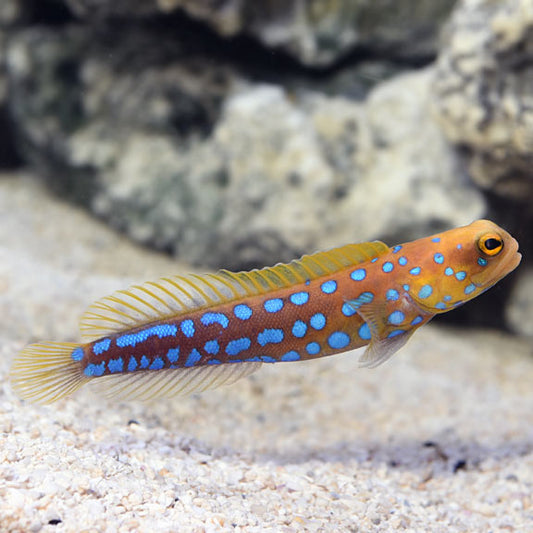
[11,220,521,404]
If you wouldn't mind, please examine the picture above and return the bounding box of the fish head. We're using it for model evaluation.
[404,220,521,314]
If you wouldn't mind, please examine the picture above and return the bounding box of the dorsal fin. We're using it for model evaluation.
[79,240,389,341]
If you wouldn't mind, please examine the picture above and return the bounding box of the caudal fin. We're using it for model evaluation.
[10,342,88,404]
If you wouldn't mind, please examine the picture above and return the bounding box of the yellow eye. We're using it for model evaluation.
[478,233,504,256]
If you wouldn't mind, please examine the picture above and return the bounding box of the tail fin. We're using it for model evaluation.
[10,342,89,404]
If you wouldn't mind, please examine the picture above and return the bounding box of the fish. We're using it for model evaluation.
[10,219,521,404]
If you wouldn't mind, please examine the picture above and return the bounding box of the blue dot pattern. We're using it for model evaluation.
[200,312,229,329]
[93,338,111,356]
[306,342,320,355]
[464,283,476,295]
[310,313,326,330]
[257,328,284,346]
[358,323,371,340]
[398,257,408,266]
[434,253,444,264]
[108,357,124,373]
[185,349,202,367]
[351,268,366,281]
[234,304,253,320]
[382,262,394,273]
[204,340,220,355]
[71,347,84,362]
[410,267,421,275]
[386,289,399,301]
[321,280,337,294]
[226,337,252,356]
[290,292,309,305]
[264,298,284,313]
[328,332,350,349]
[281,351,300,362]
[180,320,195,338]
[117,324,178,348]
[388,311,405,325]
[292,320,307,338]
[418,285,433,299]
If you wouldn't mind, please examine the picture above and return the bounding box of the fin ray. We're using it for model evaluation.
[80,241,389,341]
[91,362,262,401]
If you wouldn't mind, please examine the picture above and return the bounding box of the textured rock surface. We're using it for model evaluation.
[506,268,533,338]
[432,0,533,201]
[5,22,486,268]
[63,0,456,66]
[1,173,532,532]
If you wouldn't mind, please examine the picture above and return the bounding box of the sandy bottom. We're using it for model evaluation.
[1,174,532,532]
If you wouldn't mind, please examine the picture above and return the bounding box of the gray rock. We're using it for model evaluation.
[506,268,533,337]
[5,23,486,268]
[432,0,533,201]
[63,0,456,66]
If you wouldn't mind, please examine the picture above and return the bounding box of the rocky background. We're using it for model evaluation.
[1,1,532,329]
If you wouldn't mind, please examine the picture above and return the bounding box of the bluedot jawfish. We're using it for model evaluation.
[11,220,521,404]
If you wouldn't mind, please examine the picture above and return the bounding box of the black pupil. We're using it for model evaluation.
[484,238,501,250]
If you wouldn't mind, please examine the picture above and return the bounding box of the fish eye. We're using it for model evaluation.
[478,233,504,256]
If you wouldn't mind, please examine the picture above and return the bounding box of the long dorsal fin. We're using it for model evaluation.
[80,240,389,341]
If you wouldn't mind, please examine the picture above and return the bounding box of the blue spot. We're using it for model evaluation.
[410,267,421,275]
[411,316,423,326]
[445,267,454,276]
[386,289,399,301]
[328,332,350,349]
[455,271,466,281]
[84,362,105,377]
[244,357,261,363]
[204,340,219,355]
[264,298,284,313]
[351,268,366,281]
[342,302,357,316]
[321,280,337,294]
[93,338,111,356]
[358,323,371,340]
[382,262,394,273]
[258,328,284,346]
[392,245,402,253]
[388,329,405,338]
[345,291,374,311]
[435,302,447,310]
[71,347,84,362]
[388,311,405,325]
[444,295,452,302]
[310,313,326,330]
[371,258,379,263]
[200,312,229,329]
[398,256,408,266]
[180,320,195,338]
[464,283,476,295]
[292,320,307,338]
[117,324,178,348]
[140,355,150,369]
[290,292,309,305]
[108,357,124,373]
[167,347,179,364]
[185,349,202,367]
[234,304,253,320]
[305,279,310,286]
[418,285,433,299]
[149,357,164,370]
[434,253,444,264]
[127,357,137,372]
[457,243,462,249]
[306,342,321,355]
[403,284,410,291]
[260,356,276,363]
[432,237,441,243]
[478,257,488,266]
[208,359,221,365]
[281,351,300,362]
[226,337,251,356]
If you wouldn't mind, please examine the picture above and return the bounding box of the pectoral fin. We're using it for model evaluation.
[345,290,433,368]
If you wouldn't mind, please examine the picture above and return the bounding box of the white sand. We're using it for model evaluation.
[1,174,532,532]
